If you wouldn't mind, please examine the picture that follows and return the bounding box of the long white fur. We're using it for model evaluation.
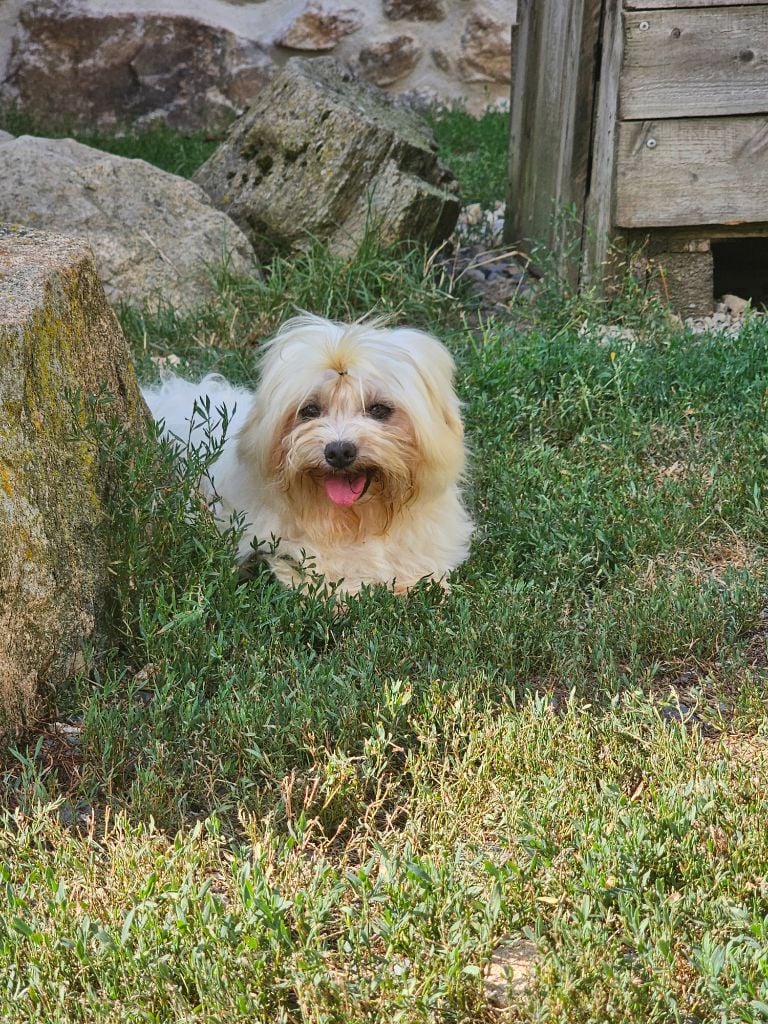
[142,314,473,595]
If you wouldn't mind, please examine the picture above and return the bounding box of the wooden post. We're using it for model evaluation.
[504,0,603,283]
[581,0,625,290]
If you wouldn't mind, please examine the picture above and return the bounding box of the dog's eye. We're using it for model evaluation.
[298,403,322,420]
[367,403,393,421]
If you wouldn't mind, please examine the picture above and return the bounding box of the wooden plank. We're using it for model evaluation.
[582,0,626,287]
[505,0,601,279]
[527,0,574,248]
[615,116,768,227]
[622,6,768,119]
[627,222,768,241]
[566,0,603,249]
[625,1,766,9]
[506,0,533,243]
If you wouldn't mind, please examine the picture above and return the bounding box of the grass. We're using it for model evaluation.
[3,111,768,1022]
[427,107,509,208]
[0,110,218,179]
[0,104,507,207]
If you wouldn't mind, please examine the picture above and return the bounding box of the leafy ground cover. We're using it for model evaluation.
[2,110,768,1023]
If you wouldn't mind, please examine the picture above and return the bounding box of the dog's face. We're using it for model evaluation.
[238,315,466,541]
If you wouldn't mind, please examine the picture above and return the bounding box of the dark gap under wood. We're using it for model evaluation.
[712,237,768,308]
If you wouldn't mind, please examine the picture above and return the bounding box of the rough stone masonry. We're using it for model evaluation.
[0,0,515,132]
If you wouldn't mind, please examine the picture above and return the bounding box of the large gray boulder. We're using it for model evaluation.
[193,57,461,259]
[0,225,148,740]
[1,0,275,134]
[0,134,257,310]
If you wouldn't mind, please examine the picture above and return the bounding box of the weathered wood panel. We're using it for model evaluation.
[628,222,768,242]
[505,0,602,275]
[622,6,768,119]
[615,116,768,227]
[625,0,766,9]
[507,0,534,242]
[582,0,625,285]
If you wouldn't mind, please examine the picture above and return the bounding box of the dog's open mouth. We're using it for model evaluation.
[323,470,373,507]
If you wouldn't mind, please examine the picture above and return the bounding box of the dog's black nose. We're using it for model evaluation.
[325,440,358,469]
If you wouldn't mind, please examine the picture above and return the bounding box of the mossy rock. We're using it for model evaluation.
[0,224,148,741]
[193,56,461,259]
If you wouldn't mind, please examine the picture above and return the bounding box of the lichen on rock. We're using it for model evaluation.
[0,224,147,740]
[193,56,460,260]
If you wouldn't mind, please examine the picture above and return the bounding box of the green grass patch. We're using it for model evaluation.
[0,109,218,178]
[1,124,768,1020]
[0,104,509,201]
[427,106,509,208]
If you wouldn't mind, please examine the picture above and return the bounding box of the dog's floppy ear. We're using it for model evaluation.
[236,399,290,484]
[390,328,466,491]
[235,345,296,482]
[236,323,320,483]
[430,362,464,440]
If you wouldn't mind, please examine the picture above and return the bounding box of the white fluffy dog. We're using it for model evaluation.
[142,314,473,596]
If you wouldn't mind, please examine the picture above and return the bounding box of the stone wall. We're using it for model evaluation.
[0,0,515,133]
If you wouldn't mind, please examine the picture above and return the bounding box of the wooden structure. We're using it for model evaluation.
[506,0,768,313]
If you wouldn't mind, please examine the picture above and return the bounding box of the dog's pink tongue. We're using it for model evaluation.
[324,474,367,506]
